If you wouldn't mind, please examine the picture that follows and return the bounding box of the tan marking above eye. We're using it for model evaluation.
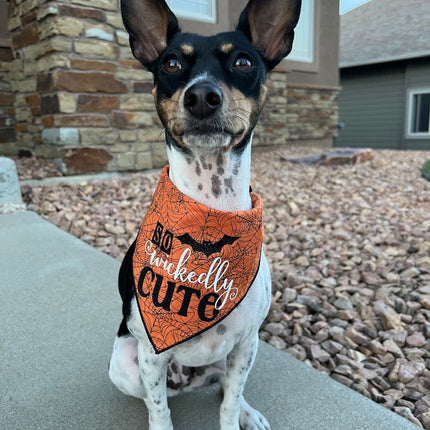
[220,43,234,54]
[181,44,194,55]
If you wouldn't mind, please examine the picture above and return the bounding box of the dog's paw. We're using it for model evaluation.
[149,422,173,430]
[239,399,271,430]
[148,411,174,430]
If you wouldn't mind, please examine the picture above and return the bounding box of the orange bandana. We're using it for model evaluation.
[132,166,264,353]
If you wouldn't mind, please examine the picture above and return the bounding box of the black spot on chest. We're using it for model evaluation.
[216,324,227,335]
[211,175,222,198]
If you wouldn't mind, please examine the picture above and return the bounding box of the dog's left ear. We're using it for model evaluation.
[237,0,302,70]
[121,0,180,69]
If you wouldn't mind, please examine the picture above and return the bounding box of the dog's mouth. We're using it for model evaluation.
[175,124,245,138]
[170,121,246,150]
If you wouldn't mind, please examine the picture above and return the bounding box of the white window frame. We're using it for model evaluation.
[166,0,217,24]
[288,0,314,63]
[406,88,430,139]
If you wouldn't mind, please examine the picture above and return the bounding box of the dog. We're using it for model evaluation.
[108,1,301,429]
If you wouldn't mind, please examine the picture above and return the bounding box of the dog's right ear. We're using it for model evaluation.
[237,0,301,70]
[121,0,180,69]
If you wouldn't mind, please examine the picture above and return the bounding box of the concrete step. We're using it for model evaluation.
[0,211,417,430]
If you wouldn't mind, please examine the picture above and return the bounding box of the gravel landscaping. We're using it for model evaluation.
[20,147,430,428]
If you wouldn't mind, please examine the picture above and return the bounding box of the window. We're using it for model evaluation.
[407,89,430,138]
[288,0,314,63]
[166,0,217,23]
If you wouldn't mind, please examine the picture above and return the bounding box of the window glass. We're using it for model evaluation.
[166,0,217,23]
[288,0,314,63]
[411,93,430,133]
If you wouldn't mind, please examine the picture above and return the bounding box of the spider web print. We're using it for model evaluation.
[132,166,264,353]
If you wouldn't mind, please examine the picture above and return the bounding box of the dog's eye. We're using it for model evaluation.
[163,56,182,73]
[234,55,252,71]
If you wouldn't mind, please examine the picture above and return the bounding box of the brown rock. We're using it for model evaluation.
[337,310,358,320]
[55,71,127,94]
[310,344,331,362]
[406,332,426,348]
[58,5,105,21]
[62,148,113,174]
[379,329,408,346]
[60,115,109,127]
[420,295,430,310]
[12,24,38,49]
[286,345,307,361]
[37,73,54,94]
[0,93,14,107]
[374,302,404,330]
[264,322,285,336]
[295,256,309,267]
[383,339,404,358]
[368,339,386,355]
[283,288,297,303]
[77,95,119,113]
[71,59,117,72]
[331,373,354,387]
[321,340,343,355]
[333,295,353,310]
[269,335,286,350]
[389,358,425,384]
[421,412,430,430]
[41,95,60,115]
[393,407,424,427]
[345,327,368,345]
[112,111,154,129]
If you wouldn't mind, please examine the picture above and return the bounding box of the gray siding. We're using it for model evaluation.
[337,58,430,150]
[336,63,406,149]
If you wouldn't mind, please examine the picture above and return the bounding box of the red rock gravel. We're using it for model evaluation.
[22,148,430,428]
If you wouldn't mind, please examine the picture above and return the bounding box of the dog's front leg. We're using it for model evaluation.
[220,334,267,430]
[137,342,172,430]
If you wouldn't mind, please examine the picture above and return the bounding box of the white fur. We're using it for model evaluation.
[109,132,271,430]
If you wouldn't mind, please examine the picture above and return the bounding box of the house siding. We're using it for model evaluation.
[336,63,405,149]
[337,58,430,150]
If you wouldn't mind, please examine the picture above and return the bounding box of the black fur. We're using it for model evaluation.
[117,240,136,337]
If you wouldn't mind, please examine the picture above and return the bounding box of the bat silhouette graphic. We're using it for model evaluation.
[176,233,239,257]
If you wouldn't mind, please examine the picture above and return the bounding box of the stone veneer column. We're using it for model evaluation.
[254,71,339,148]
[6,0,166,174]
[284,84,339,143]
[0,40,15,154]
[254,71,290,146]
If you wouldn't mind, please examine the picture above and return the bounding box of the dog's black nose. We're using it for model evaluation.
[184,82,223,119]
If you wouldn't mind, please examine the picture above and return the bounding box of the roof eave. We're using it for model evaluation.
[340,50,430,69]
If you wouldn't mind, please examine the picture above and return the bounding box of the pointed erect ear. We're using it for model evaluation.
[237,0,302,70]
[121,0,180,68]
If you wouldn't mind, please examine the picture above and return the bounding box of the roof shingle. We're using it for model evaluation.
[340,0,430,68]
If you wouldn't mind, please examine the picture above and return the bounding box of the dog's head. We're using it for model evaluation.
[121,0,301,153]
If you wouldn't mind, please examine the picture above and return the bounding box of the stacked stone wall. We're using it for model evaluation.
[284,84,339,142]
[256,77,339,147]
[6,0,165,174]
[0,42,15,154]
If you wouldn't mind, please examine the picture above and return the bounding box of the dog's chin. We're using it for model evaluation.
[182,133,232,151]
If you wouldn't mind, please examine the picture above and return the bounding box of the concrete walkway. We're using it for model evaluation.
[0,211,418,430]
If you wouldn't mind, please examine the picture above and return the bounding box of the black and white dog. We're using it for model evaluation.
[109,1,301,429]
